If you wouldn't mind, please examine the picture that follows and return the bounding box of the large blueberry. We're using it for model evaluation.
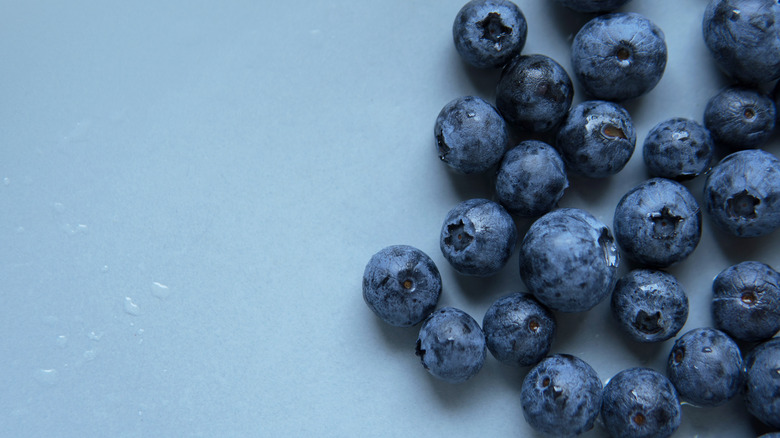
[496,54,574,132]
[666,327,742,407]
[703,85,776,150]
[440,198,517,277]
[494,140,568,216]
[613,178,702,268]
[703,0,780,84]
[611,269,689,343]
[555,0,631,13]
[744,338,780,429]
[452,0,528,69]
[643,117,714,180]
[713,261,780,342]
[704,149,780,237]
[415,307,487,383]
[482,293,556,367]
[362,245,442,327]
[520,354,603,436]
[434,96,510,174]
[555,100,636,178]
[601,367,681,438]
[519,208,620,313]
[572,12,667,101]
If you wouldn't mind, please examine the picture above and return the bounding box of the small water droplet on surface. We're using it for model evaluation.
[3,177,10,186]
[87,331,103,341]
[151,282,171,299]
[124,297,141,316]
[56,335,68,348]
[34,369,59,386]
[52,202,65,213]
[83,350,96,361]
[100,265,110,274]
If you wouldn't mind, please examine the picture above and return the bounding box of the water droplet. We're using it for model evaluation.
[100,265,110,274]
[56,335,68,348]
[151,282,171,299]
[124,297,141,316]
[83,350,96,361]
[52,202,65,213]
[34,369,59,386]
[62,223,88,236]
[3,177,10,186]
[87,331,103,341]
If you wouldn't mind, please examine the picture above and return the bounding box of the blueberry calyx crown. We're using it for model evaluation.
[477,12,512,50]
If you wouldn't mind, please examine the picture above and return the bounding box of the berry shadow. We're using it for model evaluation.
[443,168,495,203]
[371,313,422,354]
[541,1,593,44]
[456,54,503,103]
[706,218,771,266]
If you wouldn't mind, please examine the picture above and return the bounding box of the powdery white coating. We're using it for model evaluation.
[415,307,487,383]
[704,85,776,150]
[482,293,556,367]
[452,0,527,69]
[704,149,780,237]
[642,117,714,180]
[712,261,780,342]
[519,208,620,313]
[572,12,667,101]
[744,338,780,429]
[703,0,780,84]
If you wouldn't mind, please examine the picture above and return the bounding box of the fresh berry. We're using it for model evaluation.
[415,307,487,383]
[712,261,780,342]
[482,293,556,367]
[703,85,776,150]
[642,117,714,180]
[452,0,528,69]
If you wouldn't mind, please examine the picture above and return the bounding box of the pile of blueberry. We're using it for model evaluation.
[362,0,780,436]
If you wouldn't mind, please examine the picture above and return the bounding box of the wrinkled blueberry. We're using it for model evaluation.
[555,0,631,13]
[572,12,667,101]
[712,261,780,342]
[667,327,742,407]
[434,96,510,174]
[452,0,528,69]
[520,354,603,436]
[556,100,636,178]
[362,245,442,327]
[643,117,714,180]
[601,367,681,438]
[482,293,556,367]
[703,85,776,150]
[519,208,620,313]
[440,198,517,277]
[703,0,780,84]
[496,54,574,132]
[494,140,569,216]
[611,269,689,343]
[415,307,487,383]
[613,178,702,268]
[704,149,780,237]
[743,337,780,429]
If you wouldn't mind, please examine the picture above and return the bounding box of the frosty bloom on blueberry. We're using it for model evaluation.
[415,307,487,383]
[482,293,556,367]
[704,85,776,150]
[642,117,714,180]
[712,261,780,342]
[743,338,780,429]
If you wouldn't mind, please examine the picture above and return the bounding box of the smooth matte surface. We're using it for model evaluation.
[2,1,779,437]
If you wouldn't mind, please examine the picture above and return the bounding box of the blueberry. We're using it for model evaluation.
[452,0,528,69]
[440,198,517,277]
[496,54,574,132]
[482,293,556,367]
[611,269,689,343]
[519,208,620,313]
[613,178,702,268]
[415,307,487,383]
[571,12,667,101]
[494,140,569,216]
[555,0,631,13]
[362,245,442,327]
[703,0,780,84]
[666,327,743,407]
[703,85,776,150]
[520,354,603,436]
[555,100,636,178]
[704,149,780,237]
[434,96,510,174]
[642,117,714,181]
[743,338,780,429]
[712,261,780,342]
[600,367,681,438]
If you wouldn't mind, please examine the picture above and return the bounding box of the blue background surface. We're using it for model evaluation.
[2,1,779,436]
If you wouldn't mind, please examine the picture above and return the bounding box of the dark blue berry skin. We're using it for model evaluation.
[713,261,780,342]
[415,307,487,383]
[667,327,743,407]
[555,0,631,13]
[643,118,714,181]
[704,149,780,237]
[703,86,776,150]
[482,293,556,367]
[496,54,574,132]
[613,178,702,268]
[601,368,682,438]
[434,96,510,174]
[520,354,603,436]
[495,140,569,216]
[362,245,442,327]
[519,208,620,313]
[744,338,780,429]
[453,0,528,69]
[572,12,667,101]
[555,100,636,178]
[703,0,780,84]
[440,198,517,277]
[611,269,689,343]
